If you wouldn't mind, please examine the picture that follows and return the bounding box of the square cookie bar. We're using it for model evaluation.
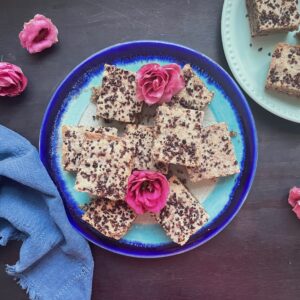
[246,0,300,37]
[187,123,240,182]
[62,125,118,172]
[171,64,214,110]
[124,124,168,174]
[152,105,204,167]
[75,134,133,201]
[82,198,136,240]
[155,176,208,246]
[96,64,143,123]
[266,43,300,97]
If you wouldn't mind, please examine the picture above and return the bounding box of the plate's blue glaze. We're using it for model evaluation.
[39,41,258,258]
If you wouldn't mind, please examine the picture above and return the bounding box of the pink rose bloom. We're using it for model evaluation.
[125,170,170,215]
[0,63,28,97]
[19,14,58,54]
[136,63,185,105]
[288,186,300,219]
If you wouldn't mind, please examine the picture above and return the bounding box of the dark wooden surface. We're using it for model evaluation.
[0,1,300,299]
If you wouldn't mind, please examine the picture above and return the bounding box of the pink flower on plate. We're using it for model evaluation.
[288,186,300,219]
[136,63,185,105]
[0,62,28,97]
[19,14,58,54]
[125,170,170,215]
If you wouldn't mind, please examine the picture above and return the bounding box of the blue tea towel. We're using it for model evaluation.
[0,125,94,300]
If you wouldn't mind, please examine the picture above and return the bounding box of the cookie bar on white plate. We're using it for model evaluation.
[96,64,143,123]
[246,0,300,37]
[75,133,133,201]
[152,105,204,167]
[155,176,208,246]
[171,64,214,110]
[187,123,240,182]
[82,198,136,240]
[124,124,168,174]
[61,125,118,172]
[266,43,300,97]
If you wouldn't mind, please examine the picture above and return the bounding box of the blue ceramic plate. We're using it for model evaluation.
[40,41,257,258]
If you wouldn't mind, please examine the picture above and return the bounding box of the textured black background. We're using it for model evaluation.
[1,1,300,299]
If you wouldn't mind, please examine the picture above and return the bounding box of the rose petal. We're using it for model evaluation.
[128,181,142,192]
[143,188,161,202]
[0,77,15,87]
[288,186,300,207]
[147,86,165,99]
[161,64,185,102]
[292,201,300,219]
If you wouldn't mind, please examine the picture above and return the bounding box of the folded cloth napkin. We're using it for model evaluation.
[0,125,94,300]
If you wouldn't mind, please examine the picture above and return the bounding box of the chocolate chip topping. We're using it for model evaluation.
[152,105,204,167]
[247,0,300,37]
[187,123,240,182]
[266,43,300,96]
[124,124,168,174]
[155,176,208,245]
[75,134,133,201]
[82,198,136,240]
[62,125,118,173]
[171,64,214,111]
[96,64,143,123]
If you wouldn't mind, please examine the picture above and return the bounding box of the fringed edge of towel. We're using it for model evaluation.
[0,230,26,246]
[6,264,92,300]
[6,265,41,300]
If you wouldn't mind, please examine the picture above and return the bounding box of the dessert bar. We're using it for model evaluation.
[82,198,136,240]
[155,176,208,245]
[96,64,143,123]
[246,0,300,37]
[171,64,213,110]
[125,124,168,174]
[152,105,204,167]
[62,125,117,172]
[75,134,133,201]
[266,43,300,97]
[187,123,240,181]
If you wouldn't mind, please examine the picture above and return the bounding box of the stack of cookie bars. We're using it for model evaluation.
[62,63,240,246]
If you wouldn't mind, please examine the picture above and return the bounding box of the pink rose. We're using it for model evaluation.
[19,14,58,54]
[288,186,300,219]
[0,63,28,97]
[136,63,185,105]
[125,170,170,215]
